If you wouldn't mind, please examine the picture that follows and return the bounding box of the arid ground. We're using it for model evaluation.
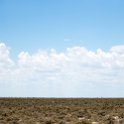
[0,98,124,124]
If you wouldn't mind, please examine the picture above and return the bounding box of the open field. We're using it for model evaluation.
[0,98,124,124]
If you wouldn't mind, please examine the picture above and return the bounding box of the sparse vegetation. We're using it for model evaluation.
[0,98,124,124]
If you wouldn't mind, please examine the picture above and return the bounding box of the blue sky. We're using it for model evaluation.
[0,0,124,97]
[1,0,124,53]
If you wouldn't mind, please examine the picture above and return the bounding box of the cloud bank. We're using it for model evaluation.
[0,43,124,97]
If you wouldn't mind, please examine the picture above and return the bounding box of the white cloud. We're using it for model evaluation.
[0,43,14,66]
[0,43,124,97]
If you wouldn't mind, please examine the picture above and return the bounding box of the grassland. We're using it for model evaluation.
[0,98,124,124]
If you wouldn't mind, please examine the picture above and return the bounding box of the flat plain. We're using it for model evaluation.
[0,98,124,124]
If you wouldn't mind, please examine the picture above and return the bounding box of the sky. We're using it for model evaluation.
[0,0,124,97]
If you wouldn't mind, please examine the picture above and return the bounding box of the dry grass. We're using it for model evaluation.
[0,98,124,124]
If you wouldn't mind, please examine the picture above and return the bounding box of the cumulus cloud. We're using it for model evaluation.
[0,43,124,97]
[0,43,14,66]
